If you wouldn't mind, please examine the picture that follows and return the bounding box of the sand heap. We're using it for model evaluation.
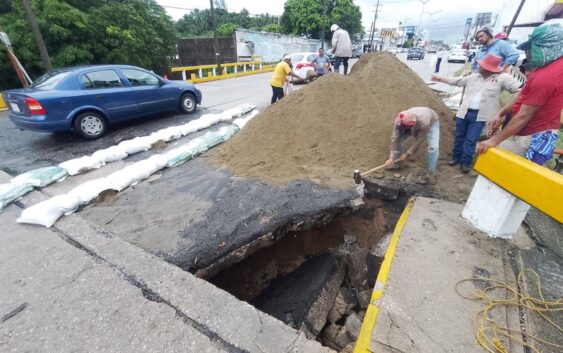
[210,52,454,188]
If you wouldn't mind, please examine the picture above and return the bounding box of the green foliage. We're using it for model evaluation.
[0,0,178,89]
[175,7,279,38]
[280,0,363,41]
[217,23,238,36]
[262,24,282,33]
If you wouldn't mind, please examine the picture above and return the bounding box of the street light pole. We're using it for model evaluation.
[209,0,221,72]
[21,0,52,72]
[416,0,431,38]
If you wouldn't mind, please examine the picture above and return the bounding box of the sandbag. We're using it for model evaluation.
[106,169,136,192]
[17,194,81,227]
[118,136,153,155]
[151,126,183,142]
[232,110,259,129]
[147,154,168,171]
[218,125,240,140]
[200,131,226,148]
[0,183,34,210]
[123,162,153,185]
[91,146,128,163]
[59,156,104,176]
[67,178,113,204]
[11,166,68,188]
[165,146,194,167]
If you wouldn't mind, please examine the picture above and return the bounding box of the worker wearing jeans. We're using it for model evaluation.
[386,107,440,177]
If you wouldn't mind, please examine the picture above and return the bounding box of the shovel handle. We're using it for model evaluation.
[362,159,401,177]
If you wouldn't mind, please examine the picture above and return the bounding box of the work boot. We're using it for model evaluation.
[447,159,459,166]
[461,165,471,173]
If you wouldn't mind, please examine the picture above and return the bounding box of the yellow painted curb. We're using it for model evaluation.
[353,197,416,353]
[0,94,7,111]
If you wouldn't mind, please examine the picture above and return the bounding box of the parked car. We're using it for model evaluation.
[428,46,438,53]
[406,47,425,60]
[447,49,469,63]
[3,65,202,139]
[288,52,317,82]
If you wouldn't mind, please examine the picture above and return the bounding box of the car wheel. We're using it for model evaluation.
[74,111,107,139]
[180,92,197,114]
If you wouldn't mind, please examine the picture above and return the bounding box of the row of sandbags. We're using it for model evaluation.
[16,112,258,227]
[0,104,255,211]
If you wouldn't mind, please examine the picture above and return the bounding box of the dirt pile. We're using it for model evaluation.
[210,52,454,188]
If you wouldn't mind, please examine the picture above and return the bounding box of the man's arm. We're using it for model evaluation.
[487,91,520,136]
[477,103,541,154]
[431,75,467,87]
[501,41,520,67]
[386,126,402,164]
[406,126,430,156]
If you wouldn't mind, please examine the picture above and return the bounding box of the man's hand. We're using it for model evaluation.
[399,153,409,162]
[487,114,504,137]
[476,138,499,155]
[384,158,394,166]
[431,75,443,83]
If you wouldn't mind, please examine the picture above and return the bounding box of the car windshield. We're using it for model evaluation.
[409,48,422,52]
[31,70,72,89]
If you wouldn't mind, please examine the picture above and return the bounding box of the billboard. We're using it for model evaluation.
[405,26,416,35]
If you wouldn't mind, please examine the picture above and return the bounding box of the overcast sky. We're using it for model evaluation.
[156,0,553,43]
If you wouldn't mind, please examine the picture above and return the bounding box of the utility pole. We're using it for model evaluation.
[368,0,380,51]
[506,0,526,35]
[320,0,327,49]
[21,0,52,72]
[416,0,431,39]
[209,0,221,72]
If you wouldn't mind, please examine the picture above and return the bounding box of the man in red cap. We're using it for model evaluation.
[432,54,522,172]
[477,20,563,165]
[385,107,440,182]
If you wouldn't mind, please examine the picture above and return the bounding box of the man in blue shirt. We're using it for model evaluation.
[471,26,520,72]
[311,48,331,76]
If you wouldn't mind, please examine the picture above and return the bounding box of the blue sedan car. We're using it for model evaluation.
[3,65,202,139]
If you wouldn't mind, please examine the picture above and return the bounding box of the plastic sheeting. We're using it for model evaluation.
[11,166,68,188]
[0,183,34,210]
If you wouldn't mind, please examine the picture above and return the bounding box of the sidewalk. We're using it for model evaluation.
[361,197,561,353]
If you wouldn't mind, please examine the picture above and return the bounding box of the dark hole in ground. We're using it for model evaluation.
[205,195,408,351]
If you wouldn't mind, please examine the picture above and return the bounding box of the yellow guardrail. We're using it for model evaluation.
[474,147,563,222]
[171,60,276,83]
[0,94,7,111]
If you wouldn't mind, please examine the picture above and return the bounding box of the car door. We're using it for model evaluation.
[119,68,177,114]
[80,69,138,121]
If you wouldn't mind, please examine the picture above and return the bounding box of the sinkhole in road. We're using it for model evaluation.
[205,195,408,350]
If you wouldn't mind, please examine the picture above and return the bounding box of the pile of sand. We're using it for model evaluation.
[210,52,454,188]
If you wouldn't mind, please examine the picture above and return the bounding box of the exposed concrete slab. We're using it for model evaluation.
[369,197,514,353]
[0,206,226,353]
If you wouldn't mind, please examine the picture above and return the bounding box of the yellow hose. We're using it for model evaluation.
[455,268,563,353]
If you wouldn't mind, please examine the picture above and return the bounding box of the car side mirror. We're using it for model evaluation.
[158,79,166,87]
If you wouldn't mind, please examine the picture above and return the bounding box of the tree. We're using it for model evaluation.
[0,0,178,89]
[262,24,282,33]
[217,23,237,36]
[280,0,363,41]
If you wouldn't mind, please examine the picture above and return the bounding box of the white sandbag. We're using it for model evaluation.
[67,178,113,204]
[91,146,128,163]
[151,126,183,142]
[218,112,233,122]
[106,169,136,192]
[59,156,104,176]
[147,154,168,171]
[200,131,226,148]
[199,114,223,126]
[232,109,259,129]
[185,138,209,156]
[179,121,199,136]
[11,166,68,188]
[123,162,152,185]
[17,194,81,228]
[0,183,34,210]
[118,136,153,155]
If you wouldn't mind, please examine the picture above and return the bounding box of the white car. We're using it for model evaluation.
[288,52,317,82]
[447,49,468,63]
